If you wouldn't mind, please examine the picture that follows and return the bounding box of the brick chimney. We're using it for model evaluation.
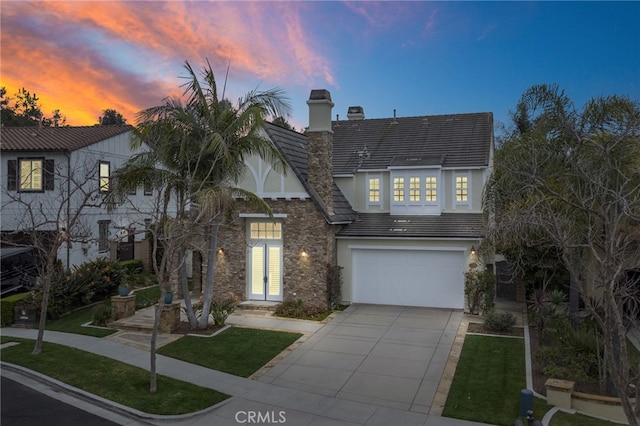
[306,89,334,215]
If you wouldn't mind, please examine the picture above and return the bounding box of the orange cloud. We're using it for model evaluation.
[1,1,337,125]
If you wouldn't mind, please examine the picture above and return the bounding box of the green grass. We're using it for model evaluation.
[158,327,302,377]
[443,335,527,425]
[0,336,228,415]
[45,304,117,337]
[133,285,161,309]
[549,410,620,426]
[444,334,625,426]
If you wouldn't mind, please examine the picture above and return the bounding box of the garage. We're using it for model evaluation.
[351,248,465,309]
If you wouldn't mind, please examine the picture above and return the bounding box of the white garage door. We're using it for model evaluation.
[352,248,465,309]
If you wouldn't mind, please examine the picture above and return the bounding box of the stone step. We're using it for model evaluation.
[237,301,280,311]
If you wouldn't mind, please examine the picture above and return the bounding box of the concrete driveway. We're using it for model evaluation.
[258,304,463,414]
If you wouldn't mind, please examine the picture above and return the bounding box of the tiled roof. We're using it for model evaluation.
[0,125,133,152]
[336,213,484,239]
[263,123,357,224]
[332,112,493,174]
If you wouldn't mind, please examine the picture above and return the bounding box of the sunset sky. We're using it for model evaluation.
[1,1,638,131]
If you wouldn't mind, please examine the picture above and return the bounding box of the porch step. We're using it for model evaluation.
[237,301,280,311]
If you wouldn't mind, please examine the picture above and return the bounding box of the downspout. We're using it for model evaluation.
[65,150,71,269]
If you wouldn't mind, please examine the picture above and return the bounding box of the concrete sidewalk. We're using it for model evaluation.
[0,306,493,426]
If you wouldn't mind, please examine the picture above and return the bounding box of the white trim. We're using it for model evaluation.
[334,174,355,178]
[366,173,382,210]
[387,165,442,170]
[239,213,288,218]
[347,244,467,252]
[338,236,481,241]
[253,192,310,200]
[442,166,487,170]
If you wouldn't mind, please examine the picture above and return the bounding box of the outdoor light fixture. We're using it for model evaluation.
[470,245,476,255]
[218,247,224,255]
[301,248,308,257]
[81,240,89,256]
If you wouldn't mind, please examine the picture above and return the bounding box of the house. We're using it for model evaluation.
[211,89,493,309]
[0,125,155,271]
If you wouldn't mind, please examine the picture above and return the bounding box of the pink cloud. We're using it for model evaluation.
[1,1,336,125]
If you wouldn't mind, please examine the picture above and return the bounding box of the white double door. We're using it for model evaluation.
[249,243,283,301]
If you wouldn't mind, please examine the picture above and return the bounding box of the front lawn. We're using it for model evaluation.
[443,334,621,426]
[158,327,302,377]
[0,336,228,415]
[443,335,528,425]
[45,304,117,337]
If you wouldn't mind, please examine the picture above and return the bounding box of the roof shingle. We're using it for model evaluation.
[0,125,133,152]
[332,112,493,174]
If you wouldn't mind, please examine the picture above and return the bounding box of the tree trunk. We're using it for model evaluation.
[179,248,198,328]
[149,292,165,394]
[198,222,219,329]
[32,257,56,355]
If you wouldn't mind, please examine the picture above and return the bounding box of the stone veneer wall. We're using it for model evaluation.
[306,130,334,215]
[199,198,338,308]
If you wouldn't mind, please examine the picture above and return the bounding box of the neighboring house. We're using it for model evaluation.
[0,125,155,271]
[212,89,494,309]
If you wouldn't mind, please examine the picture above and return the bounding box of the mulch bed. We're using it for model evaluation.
[466,322,525,337]
[172,322,225,336]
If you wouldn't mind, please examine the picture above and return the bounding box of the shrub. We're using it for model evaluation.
[464,270,496,314]
[119,259,143,275]
[92,303,112,327]
[209,294,239,326]
[483,311,516,332]
[274,299,327,320]
[33,258,127,319]
[326,264,343,310]
[0,292,33,326]
[192,293,239,326]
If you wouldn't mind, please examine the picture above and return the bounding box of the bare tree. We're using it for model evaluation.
[485,84,640,424]
[1,155,105,354]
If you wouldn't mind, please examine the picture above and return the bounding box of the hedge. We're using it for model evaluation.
[1,292,33,326]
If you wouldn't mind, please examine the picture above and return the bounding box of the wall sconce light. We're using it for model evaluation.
[470,245,476,255]
[81,240,89,256]
[301,248,308,257]
[218,247,224,255]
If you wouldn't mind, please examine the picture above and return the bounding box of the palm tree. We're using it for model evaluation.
[113,59,290,329]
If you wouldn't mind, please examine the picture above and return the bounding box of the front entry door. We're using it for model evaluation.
[249,244,282,301]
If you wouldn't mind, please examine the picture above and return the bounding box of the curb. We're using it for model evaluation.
[0,361,232,424]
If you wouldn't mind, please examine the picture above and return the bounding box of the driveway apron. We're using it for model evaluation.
[259,304,463,414]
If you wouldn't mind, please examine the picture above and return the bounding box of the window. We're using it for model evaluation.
[99,161,110,193]
[98,220,110,252]
[20,159,43,191]
[393,177,405,202]
[409,177,421,202]
[390,170,441,215]
[250,222,282,240]
[7,158,54,192]
[425,176,437,202]
[456,176,468,202]
[368,177,380,203]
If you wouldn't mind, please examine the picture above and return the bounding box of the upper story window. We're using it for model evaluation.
[99,161,111,193]
[456,175,468,203]
[250,222,282,240]
[7,158,54,192]
[390,169,440,215]
[409,177,421,202]
[425,176,437,202]
[393,177,405,202]
[368,177,380,203]
[20,159,43,191]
